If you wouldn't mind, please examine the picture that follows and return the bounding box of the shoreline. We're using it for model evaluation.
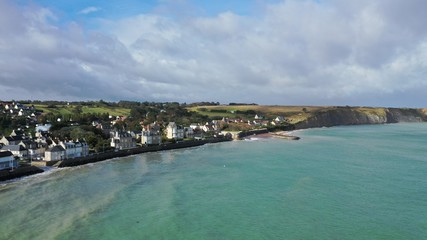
[0,137,232,182]
[2,122,422,182]
[240,121,426,141]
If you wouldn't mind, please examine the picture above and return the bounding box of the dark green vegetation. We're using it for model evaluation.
[1,100,211,152]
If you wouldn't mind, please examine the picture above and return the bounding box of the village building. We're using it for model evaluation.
[19,140,45,160]
[184,127,194,139]
[60,141,80,159]
[78,140,90,157]
[166,122,184,140]
[202,124,215,133]
[0,135,24,146]
[129,131,142,141]
[141,123,162,145]
[110,131,136,150]
[275,116,285,122]
[44,145,66,161]
[0,151,17,170]
[189,123,200,130]
[1,145,28,159]
[95,122,112,137]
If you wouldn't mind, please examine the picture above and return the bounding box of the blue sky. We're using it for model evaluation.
[2,0,427,107]
[19,0,281,23]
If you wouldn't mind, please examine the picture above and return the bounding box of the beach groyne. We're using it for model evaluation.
[57,137,231,168]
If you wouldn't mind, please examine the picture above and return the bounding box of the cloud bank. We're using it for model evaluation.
[0,0,426,107]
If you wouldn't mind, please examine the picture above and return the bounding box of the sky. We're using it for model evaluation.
[1,0,427,107]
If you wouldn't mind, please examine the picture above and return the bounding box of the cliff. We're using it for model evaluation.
[295,107,427,129]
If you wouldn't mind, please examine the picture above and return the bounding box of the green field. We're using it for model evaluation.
[187,105,395,124]
[32,104,130,116]
[187,105,327,123]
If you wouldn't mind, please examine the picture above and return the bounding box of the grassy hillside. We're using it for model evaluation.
[187,105,400,125]
[187,105,328,124]
[32,104,130,116]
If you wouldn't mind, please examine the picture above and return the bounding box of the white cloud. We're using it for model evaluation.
[1,0,427,107]
[78,6,100,15]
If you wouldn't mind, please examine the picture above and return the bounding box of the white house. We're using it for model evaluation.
[0,145,28,159]
[184,127,194,139]
[111,131,136,150]
[202,124,214,132]
[275,116,285,122]
[60,141,79,159]
[166,122,184,140]
[77,140,89,157]
[44,145,66,161]
[141,123,162,145]
[189,123,200,130]
[0,151,17,170]
[201,121,221,133]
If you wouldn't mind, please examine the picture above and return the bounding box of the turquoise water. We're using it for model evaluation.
[1,123,426,239]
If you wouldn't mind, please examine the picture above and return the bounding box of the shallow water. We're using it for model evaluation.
[1,123,426,239]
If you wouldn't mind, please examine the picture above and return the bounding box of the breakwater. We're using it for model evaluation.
[58,137,231,168]
[236,124,296,139]
[237,129,269,139]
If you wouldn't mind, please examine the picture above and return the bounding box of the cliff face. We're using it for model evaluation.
[295,108,426,129]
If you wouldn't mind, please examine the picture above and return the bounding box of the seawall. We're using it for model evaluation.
[58,137,231,168]
[0,166,44,182]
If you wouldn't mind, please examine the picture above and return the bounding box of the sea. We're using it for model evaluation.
[0,123,426,240]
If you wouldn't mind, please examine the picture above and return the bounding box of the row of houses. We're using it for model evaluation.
[111,121,221,150]
[0,120,220,168]
[0,102,39,120]
[110,116,286,150]
[0,129,90,169]
[221,115,287,126]
[1,113,280,170]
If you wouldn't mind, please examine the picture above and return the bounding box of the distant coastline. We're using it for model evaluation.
[1,103,426,183]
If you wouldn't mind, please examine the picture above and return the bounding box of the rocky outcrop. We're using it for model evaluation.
[385,108,426,123]
[295,107,426,129]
